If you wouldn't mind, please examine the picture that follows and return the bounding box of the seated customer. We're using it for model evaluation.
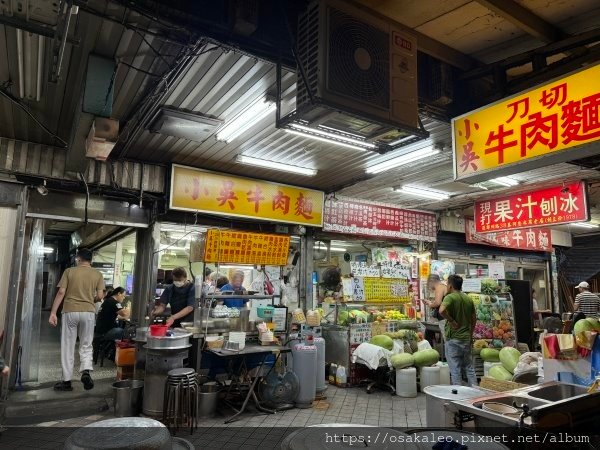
[219,271,247,307]
[96,287,130,341]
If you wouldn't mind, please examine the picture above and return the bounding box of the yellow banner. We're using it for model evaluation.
[363,278,410,303]
[453,64,600,181]
[170,164,324,226]
[204,229,290,265]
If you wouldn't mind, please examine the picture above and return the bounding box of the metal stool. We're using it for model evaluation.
[163,368,198,435]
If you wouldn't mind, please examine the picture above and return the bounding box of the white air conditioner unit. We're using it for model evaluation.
[296,0,419,133]
[85,117,119,161]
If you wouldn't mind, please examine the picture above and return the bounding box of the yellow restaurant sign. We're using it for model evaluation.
[453,63,600,182]
[170,164,324,226]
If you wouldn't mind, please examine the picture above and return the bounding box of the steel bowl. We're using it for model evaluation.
[145,329,192,350]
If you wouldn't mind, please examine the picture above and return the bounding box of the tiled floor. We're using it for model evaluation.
[18,385,427,428]
[0,385,428,448]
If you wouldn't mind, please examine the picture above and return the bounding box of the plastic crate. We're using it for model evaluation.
[471,355,484,378]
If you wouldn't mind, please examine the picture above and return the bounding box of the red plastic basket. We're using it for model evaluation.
[149,325,168,337]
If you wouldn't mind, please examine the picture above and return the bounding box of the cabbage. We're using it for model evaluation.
[391,353,414,369]
[370,334,393,350]
[499,347,521,373]
[413,349,440,367]
[480,348,500,362]
[489,365,513,381]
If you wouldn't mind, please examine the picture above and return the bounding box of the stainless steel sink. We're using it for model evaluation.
[472,394,547,410]
[527,383,589,401]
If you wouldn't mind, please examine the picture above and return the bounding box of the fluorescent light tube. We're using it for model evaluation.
[285,129,368,151]
[237,155,317,176]
[395,185,450,201]
[571,222,599,229]
[289,123,376,149]
[42,247,54,254]
[314,246,347,252]
[216,98,276,143]
[366,148,440,174]
[489,176,519,187]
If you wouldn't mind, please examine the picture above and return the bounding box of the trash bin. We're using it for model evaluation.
[113,380,144,417]
[198,384,221,418]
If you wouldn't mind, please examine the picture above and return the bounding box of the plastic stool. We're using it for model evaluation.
[163,368,198,435]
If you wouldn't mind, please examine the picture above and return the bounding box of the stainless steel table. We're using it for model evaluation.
[207,344,290,423]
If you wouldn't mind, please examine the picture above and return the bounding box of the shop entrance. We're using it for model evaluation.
[16,218,137,388]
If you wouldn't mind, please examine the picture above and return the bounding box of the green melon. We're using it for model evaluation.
[370,334,393,351]
[391,353,415,369]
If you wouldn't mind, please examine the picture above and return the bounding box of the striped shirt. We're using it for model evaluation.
[574,291,600,319]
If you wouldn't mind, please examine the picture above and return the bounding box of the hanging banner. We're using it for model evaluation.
[430,260,455,281]
[465,219,552,252]
[170,164,324,226]
[453,63,600,182]
[203,229,290,265]
[474,182,588,232]
[350,262,381,278]
[323,196,437,241]
[380,261,411,279]
[419,260,430,279]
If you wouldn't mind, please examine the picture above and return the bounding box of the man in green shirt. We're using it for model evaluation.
[439,274,477,386]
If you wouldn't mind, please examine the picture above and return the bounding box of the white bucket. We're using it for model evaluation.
[437,362,450,385]
[420,366,441,391]
[395,367,417,398]
[483,361,503,377]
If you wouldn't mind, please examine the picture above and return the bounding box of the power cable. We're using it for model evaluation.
[0,88,68,148]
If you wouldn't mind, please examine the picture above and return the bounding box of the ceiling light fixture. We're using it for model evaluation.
[36,180,48,196]
[314,246,347,252]
[288,123,376,150]
[216,98,276,143]
[366,147,440,174]
[395,185,450,201]
[571,222,599,229]
[489,176,519,187]
[285,129,368,151]
[42,246,54,254]
[16,29,45,101]
[236,155,317,176]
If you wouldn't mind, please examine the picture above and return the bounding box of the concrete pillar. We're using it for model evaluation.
[299,231,314,311]
[131,222,160,326]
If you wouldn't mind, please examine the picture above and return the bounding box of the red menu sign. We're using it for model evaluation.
[323,197,437,241]
[466,219,552,252]
[474,182,588,233]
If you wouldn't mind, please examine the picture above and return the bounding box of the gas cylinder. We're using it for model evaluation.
[313,336,327,395]
[291,339,317,408]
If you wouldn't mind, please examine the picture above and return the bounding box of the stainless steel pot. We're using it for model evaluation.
[146,329,192,350]
[562,312,573,321]
[423,385,485,427]
[135,327,148,342]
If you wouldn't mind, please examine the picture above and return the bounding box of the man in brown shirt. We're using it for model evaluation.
[49,248,105,391]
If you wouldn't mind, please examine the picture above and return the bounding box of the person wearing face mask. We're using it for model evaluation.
[152,267,195,328]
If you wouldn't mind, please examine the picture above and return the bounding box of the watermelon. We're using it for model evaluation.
[489,365,513,381]
[480,348,500,362]
[391,353,415,369]
[370,335,393,351]
[499,347,521,374]
[413,349,440,367]
[574,318,598,334]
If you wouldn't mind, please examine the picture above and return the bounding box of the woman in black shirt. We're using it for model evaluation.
[96,287,130,340]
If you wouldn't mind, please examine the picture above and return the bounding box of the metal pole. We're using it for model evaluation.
[1,186,29,397]
[131,221,160,326]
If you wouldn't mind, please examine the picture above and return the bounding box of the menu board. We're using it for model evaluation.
[363,278,410,303]
[350,262,381,277]
[323,196,437,241]
[204,229,290,265]
[380,261,411,279]
[471,294,516,349]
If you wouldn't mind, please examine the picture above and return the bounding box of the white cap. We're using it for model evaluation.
[575,281,590,289]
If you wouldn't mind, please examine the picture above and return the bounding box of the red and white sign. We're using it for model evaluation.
[466,219,552,252]
[474,182,588,233]
[323,197,437,241]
